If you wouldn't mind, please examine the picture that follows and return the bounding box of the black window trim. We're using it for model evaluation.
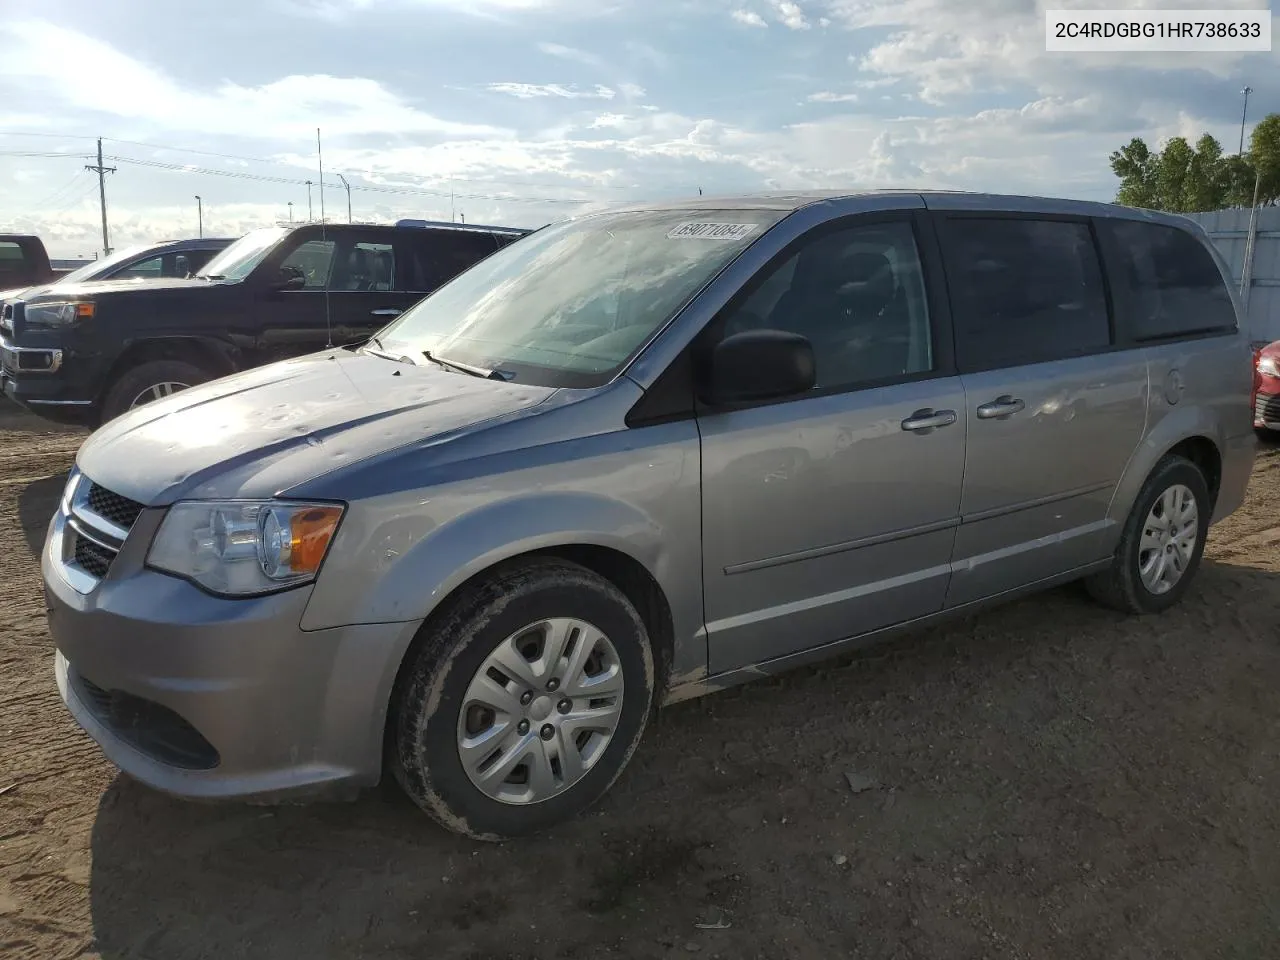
[1092,215,1239,349]
[932,210,1124,375]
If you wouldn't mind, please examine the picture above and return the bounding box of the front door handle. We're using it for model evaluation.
[976,395,1025,420]
[371,308,402,317]
[901,408,958,433]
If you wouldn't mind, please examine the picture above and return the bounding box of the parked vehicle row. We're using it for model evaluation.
[0,237,234,306]
[42,190,1255,840]
[2,219,529,424]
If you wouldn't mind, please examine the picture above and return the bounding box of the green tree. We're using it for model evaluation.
[1109,112,1280,212]
[1249,113,1280,205]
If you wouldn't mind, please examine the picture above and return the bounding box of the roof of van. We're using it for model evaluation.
[600,190,1196,227]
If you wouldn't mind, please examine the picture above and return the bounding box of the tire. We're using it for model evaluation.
[1085,455,1212,615]
[100,359,212,423]
[390,558,655,840]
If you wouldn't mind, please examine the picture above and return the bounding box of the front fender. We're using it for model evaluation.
[300,491,672,632]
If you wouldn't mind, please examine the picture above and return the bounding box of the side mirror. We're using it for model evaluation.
[703,329,816,405]
[274,266,307,291]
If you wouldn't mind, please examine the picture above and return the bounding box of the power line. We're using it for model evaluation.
[101,153,610,205]
[86,138,116,256]
[0,129,637,193]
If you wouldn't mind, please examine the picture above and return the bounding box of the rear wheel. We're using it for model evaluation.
[1085,455,1211,615]
[99,359,211,423]
[390,558,655,840]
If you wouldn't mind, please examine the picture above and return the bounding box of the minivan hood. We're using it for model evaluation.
[76,350,556,504]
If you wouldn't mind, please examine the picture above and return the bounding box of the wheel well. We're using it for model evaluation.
[535,544,676,697]
[381,544,678,765]
[1167,435,1221,508]
[97,338,236,405]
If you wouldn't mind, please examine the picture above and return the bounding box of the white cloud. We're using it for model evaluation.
[0,20,503,140]
[772,1,810,30]
[486,82,616,99]
[807,91,859,103]
[537,41,605,68]
[618,83,647,99]
[732,10,768,27]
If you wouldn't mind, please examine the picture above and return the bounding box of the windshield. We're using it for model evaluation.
[57,244,151,285]
[197,227,287,280]
[377,209,783,388]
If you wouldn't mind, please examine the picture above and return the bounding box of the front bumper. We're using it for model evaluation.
[43,506,421,801]
[1255,391,1280,431]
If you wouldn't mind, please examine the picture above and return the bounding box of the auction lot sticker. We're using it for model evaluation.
[667,222,759,240]
[1046,9,1270,52]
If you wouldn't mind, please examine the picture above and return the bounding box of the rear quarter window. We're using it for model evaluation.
[1098,219,1237,343]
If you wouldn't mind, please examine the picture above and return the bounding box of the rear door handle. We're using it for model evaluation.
[976,396,1025,419]
[371,308,402,317]
[901,408,958,433]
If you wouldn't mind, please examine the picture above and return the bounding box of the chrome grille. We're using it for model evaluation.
[86,483,145,529]
[56,473,144,592]
[73,536,114,578]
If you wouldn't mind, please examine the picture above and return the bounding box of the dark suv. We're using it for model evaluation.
[1,220,528,424]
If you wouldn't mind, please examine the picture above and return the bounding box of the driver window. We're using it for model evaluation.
[724,220,933,390]
[279,239,337,289]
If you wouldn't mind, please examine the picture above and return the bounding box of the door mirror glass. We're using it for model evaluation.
[275,265,307,290]
[704,329,815,405]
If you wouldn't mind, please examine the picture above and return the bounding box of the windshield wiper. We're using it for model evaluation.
[200,274,227,280]
[422,350,508,380]
[363,336,415,364]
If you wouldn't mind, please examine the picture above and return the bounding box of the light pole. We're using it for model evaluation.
[288,201,294,223]
[1239,85,1253,155]
[195,195,203,238]
[336,173,352,223]
[306,181,313,221]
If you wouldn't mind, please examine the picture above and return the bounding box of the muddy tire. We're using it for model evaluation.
[390,557,655,840]
[1086,455,1212,615]
[100,359,211,423]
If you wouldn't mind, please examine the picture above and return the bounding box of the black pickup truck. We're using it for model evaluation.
[1,219,528,425]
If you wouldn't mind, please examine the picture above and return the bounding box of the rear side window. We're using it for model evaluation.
[404,231,498,292]
[939,217,1111,371]
[1098,220,1236,342]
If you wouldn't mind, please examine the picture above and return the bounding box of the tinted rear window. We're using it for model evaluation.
[405,230,498,291]
[938,217,1111,371]
[1099,220,1236,342]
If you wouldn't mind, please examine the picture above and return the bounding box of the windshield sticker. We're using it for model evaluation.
[667,222,759,241]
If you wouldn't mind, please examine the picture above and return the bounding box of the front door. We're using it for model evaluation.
[933,213,1149,606]
[698,214,968,674]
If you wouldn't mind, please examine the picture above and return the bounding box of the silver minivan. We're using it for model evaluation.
[43,191,1256,839]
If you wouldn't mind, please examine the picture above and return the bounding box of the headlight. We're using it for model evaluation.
[1259,355,1280,378]
[24,301,95,328]
[147,500,345,596]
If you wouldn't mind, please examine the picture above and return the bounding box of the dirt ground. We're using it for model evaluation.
[0,402,1277,960]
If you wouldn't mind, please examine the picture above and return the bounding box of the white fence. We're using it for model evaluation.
[1183,206,1280,345]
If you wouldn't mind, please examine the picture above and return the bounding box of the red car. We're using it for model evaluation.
[1255,339,1280,433]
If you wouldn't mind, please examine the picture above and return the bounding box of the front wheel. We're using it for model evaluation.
[391,558,655,840]
[99,359,211,423]
[1086,455,1212,615]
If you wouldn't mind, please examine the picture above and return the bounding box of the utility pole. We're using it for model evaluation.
[195,195,203,238]
[85,137,116,257]
[336,173,352,223]
[1239,86,1253,155]
[305,181,313,221]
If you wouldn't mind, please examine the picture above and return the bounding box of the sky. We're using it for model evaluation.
[0,0,1276,258]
